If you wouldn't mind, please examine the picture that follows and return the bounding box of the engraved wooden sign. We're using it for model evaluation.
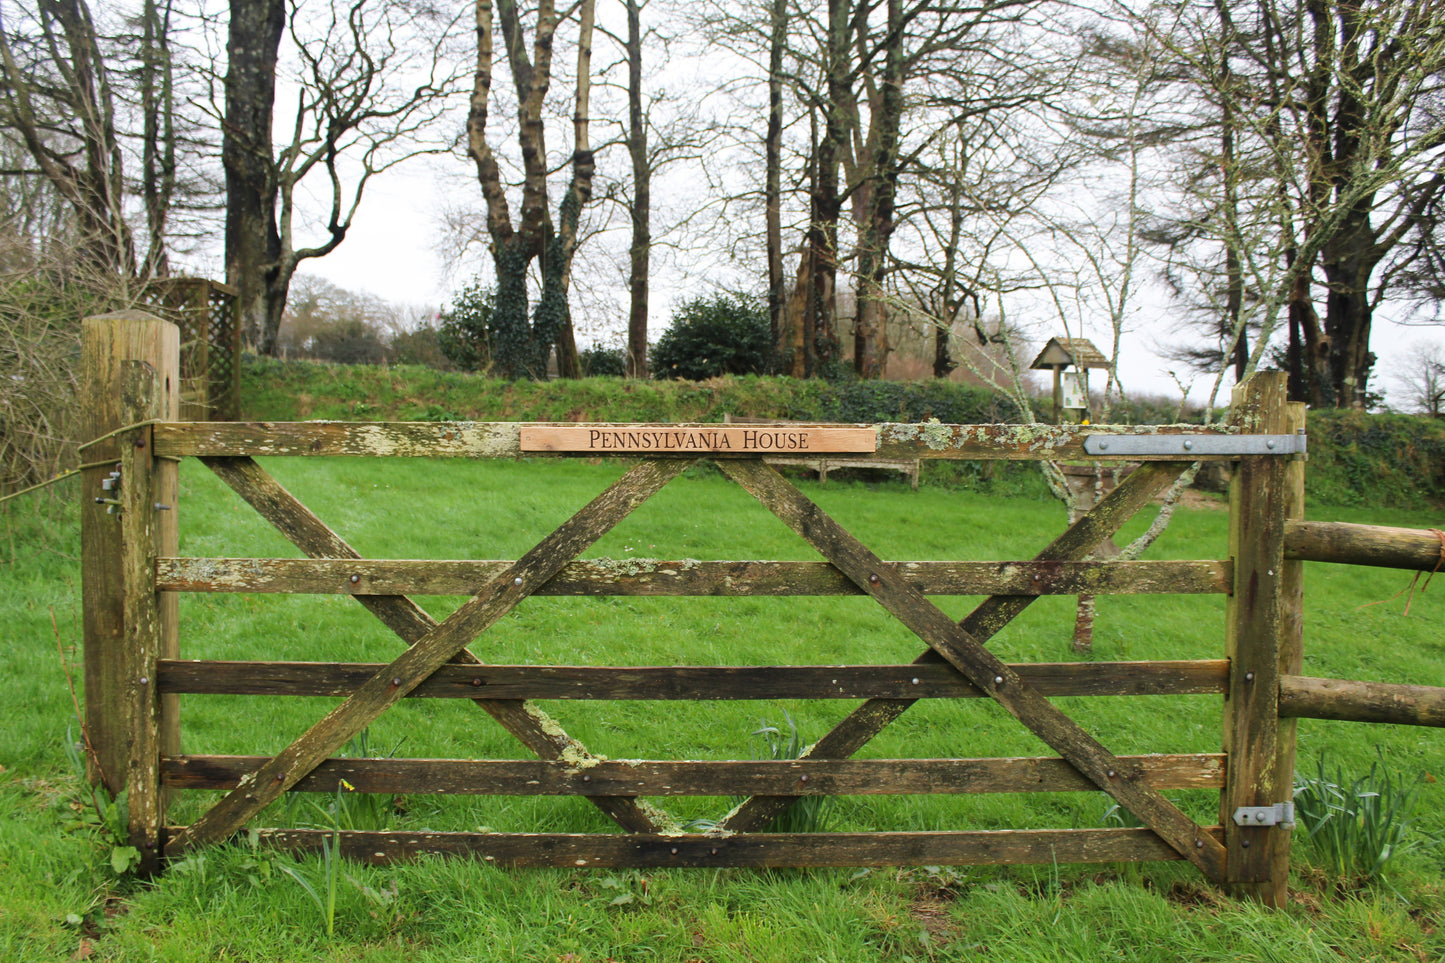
[520,425,877,455]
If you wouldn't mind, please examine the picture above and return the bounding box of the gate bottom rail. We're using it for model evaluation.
[176,827,1228,868]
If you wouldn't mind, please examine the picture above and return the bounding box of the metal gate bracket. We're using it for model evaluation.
[1083,433,1306,457]
[1232,802,1296,828]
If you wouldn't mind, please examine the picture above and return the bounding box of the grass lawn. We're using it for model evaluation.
[2,456,1442,962]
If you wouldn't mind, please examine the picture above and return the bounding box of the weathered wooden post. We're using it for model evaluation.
[1221,371,1305,905]
[80,312,179,871]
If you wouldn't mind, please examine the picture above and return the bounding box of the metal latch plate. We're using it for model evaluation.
[1232,802,1296,828]
[1082,434,1305,457]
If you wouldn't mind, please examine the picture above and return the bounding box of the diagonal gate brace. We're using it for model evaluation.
[719,458,1226,882]
[720,460,1192,834]
[198,456,660,832]
[168,458,692,853]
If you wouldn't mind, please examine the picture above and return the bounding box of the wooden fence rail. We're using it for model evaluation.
[78,312,1442,907]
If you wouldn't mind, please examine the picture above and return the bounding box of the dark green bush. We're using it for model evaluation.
[579,345,627,377]
[653,294,771,380]
[437,281,495,372]
[1305,409,1445,509]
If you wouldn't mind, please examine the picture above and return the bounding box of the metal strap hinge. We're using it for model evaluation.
[1082,433,1306,457]
[1232,802,1295,828]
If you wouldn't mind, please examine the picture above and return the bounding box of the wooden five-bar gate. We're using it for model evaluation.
[80,313,1445,906]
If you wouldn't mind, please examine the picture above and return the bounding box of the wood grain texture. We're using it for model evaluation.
[1221,373,1292,902]
[154,421,1247,462]
[718,460,1194,834]
[167,458,691,853]
[80,315,180,797]
[718,458,1226,882]
[118,363,173,874]
[1279,676,1445,727]
[162,753,1226,795]
[1284,520,1445,572]
[198,456,662,834]
[191,826,1226,868]
[156,659,1231,701]
[155,557,1229,597]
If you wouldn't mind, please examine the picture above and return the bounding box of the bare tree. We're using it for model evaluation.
[0,0,137,276]
[1139,0,1445,408]
[1391,342,1445,417]
[224,0,458,355]
[467,0,598,379]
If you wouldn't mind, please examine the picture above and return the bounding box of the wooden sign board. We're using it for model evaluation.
[520,425,877,455]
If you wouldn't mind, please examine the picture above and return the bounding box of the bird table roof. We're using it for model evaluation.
[1030,337,1113,370]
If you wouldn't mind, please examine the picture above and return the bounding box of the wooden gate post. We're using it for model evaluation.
[80,312,180,858]
[1222,371,1305,905]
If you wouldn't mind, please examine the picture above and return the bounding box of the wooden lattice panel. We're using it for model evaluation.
[146,279,239,421]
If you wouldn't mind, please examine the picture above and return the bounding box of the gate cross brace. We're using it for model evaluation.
[719,459,1192,834]
[719,458,1226,883]
[197,456,664,833]
[195,454,661,827]
[168,458,692,853]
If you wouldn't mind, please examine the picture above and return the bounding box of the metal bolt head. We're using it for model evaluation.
[670,847,679,856]
[1098,441,1109,451]
[138,677,148,685]
[391,677,402,687]
[910,677,920,686]
[1182,439,1194,451]
[471,677,483,687]
[994,675,1004,686]
[868,574,880,585]
[1195,839,1204,848]
[1244,672,1255,683]
[799,774,809,783]
[350,574,361,584]
[1265,439,1275,450]
[1107,770,1116,779]
[513,576,524,586]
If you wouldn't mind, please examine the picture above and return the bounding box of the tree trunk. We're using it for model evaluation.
[625,0,650,379]
[1321,207,1380,408]
[851,0,902,380]
[138,0,175,280]
[807,0,849,377]
[765,0,786,373]
[224,0,285,352]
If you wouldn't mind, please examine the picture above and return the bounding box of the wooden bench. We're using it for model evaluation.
[722,414,921,488]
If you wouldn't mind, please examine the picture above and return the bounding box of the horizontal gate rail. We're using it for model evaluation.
[182,827,1228,868]
[156,659,1230,700]
[155,557,1231,596]
[152,420,1256,462]
[161,753,1226,795]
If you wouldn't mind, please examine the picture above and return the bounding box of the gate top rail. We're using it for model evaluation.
[152,420,1292,462]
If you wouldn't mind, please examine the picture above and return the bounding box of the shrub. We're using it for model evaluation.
[389,324,452,369]
[652,294,771,380]
[437,281,495,372]
[579,345,627,377]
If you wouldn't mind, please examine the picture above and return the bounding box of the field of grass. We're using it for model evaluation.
[2,456,1443,961]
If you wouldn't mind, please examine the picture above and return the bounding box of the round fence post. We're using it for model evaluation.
[1221,371,1300,905]
[80,312,180,841]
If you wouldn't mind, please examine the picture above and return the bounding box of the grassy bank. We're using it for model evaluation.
[240,358,1445,509]
[2,455,1443,960]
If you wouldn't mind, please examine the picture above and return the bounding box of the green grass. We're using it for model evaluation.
[2,460,1444,961]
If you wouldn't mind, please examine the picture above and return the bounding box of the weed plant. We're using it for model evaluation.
[1294,752,1423,888]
